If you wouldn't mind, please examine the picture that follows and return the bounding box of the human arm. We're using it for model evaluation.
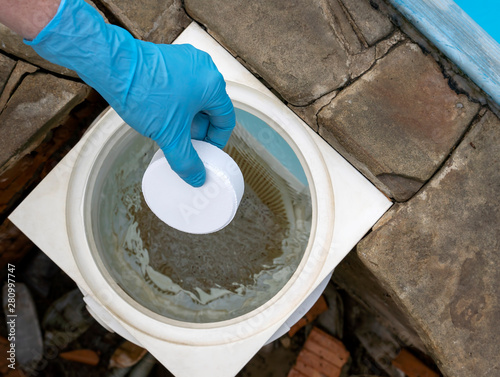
[0,0,59,40]
[0,0,235,187]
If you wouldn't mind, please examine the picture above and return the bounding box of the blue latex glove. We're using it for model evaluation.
[25,0,235,187]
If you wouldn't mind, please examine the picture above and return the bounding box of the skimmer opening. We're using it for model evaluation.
[87,107,313,323]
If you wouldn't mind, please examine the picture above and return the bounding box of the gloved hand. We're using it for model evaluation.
[25,0,235,187]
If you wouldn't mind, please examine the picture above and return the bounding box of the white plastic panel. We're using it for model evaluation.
[9,23,392,377]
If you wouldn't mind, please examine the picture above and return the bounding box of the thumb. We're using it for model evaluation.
[162,139,206,187]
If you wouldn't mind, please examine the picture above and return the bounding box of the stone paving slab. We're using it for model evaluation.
[0,54,15,94]
[374,30,406,59]
[289,91,338,132]
[318,42,480,201]
[325,0,364,55]
[186,0,392,106]
[99,0,190,43]
[0,73,89,173]
[356,110,500,377]
[340,0,393,46]
[0,61,38,112]
[332,250,427,353]
[288,30,406,132]
[185,0,348,106]
[0,24,77,78]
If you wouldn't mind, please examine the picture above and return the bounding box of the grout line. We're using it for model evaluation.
[337,0,370,48]
[407,106,486,200]
[317,0,352,54]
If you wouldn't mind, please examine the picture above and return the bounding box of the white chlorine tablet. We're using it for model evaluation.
[142,140,244,234]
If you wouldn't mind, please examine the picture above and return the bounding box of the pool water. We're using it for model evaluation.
[454,0,500,42]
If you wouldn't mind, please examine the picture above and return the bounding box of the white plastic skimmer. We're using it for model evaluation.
[8,23,392,377]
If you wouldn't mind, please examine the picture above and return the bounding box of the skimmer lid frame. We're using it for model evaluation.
[65,82,335,346]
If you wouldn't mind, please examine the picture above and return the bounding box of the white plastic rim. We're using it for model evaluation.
[65,81,335,346]
[142,142,244,234]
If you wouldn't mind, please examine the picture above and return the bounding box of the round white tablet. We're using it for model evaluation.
[142,140,244,234]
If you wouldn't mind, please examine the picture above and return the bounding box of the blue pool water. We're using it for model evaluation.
[454,0,500,43]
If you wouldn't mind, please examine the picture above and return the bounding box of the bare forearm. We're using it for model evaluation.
[0,0,60,39]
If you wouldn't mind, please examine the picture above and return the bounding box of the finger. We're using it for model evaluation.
[162,138,206,187]
[203,80,236,149]
[191,112,210,140]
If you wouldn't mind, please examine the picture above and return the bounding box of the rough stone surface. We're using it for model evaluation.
[340,0,393,46]
[185,0,360,106]
[0,90,105,222]
[357,111,500,377]
[99,0,190,43]
[318,42,480,201]
[83,0,109,21]
[349,46,376,79]
[375,30,406,59]
[0,24,77,78]
[0,73,89,173]
[290,30,406,135]
[0,54,16,94]
[0,61,38,112]
[333,250,427,353]
[289,90,338,132]
[325,0,363,55]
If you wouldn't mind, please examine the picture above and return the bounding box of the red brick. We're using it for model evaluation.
[289,327,350,377]
[297,348,341,377]
[304,339,347,369]
[60,349,100,366]
[289,295,329,337]
[294,359,329,377]
[306,327,349,368]
[287,368,309,377]
[392,349,439,377]
[289,318,308,337]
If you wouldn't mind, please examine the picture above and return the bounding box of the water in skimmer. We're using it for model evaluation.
[91,109,312,323]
